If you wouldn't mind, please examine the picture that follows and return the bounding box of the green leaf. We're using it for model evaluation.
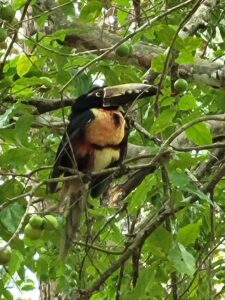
[90,292,106,300]
[74,73,93,96]
[161,96,175,106]
[89,207,109,217]
[58,0,75,17]
[186,123,212,145]
[115,0,130,5]
[0,179,24,204]
[0,202,26,233]
[177,220,202,246]
[146,227,173,257]
[80,1,103,22]
[13,0,27,8]
[170,152,206,170]
[0,148,32,168]
[20,279,35,291]
[175,36,201,64]
[128,176,156,214]
[156,25,177,47]
[36,256,49,279]
[151,53,167,73]
[176,50,195,64]
[15,76,50,86]
[168,243,196,276]
[8,250,24,275]
[178,94,198,110]
[17,55,36,77]
[0,284,13,300]
[151,109,176,134]
[124,267,156,300]
[11,85,34,98]
[169,170,190,188]
[15,114,34,146]
[118,10,128,25]
[56,71,71,85]
[0,78,13,89]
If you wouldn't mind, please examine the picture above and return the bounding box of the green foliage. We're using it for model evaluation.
[168,243,196,276]
[186,123,212,145]
[80,1,103,22]
[151,109,176,134]
[0,1,224,299]
[177,220,202,246]
[178,94,198,110]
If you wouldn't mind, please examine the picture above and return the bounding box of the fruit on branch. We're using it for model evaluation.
[24,224,42,240]
[0,239,12,265]
[29,215,43,229]
[43,215,58,230]
[116,42,133,57]
[174,79,188,93]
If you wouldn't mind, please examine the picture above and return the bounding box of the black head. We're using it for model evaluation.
[71,86,104,114]
[71,83,158,113]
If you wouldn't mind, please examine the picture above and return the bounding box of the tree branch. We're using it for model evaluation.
[80,159,225,298]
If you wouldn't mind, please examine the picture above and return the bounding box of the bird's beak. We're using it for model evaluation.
[101,83,158,107]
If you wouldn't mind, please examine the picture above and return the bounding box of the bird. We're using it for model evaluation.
[49,83,158,256]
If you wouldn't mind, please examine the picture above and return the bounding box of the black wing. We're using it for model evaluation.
[49,109,95,193]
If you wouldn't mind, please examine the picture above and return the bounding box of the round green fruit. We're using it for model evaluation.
[116,42,132,57]
[29,215,43,229]
[0,28,7,42]
[43,215,58,230]
[24,224,42,240]
[0,5,16,22]
[174,79,188,93]
[0,241,11,265]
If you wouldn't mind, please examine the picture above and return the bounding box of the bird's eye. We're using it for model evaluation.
[95,91,101,97]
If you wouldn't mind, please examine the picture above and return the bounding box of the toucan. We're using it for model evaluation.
[50,83,157,256]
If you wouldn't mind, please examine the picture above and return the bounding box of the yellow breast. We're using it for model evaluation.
[93,147,120,171]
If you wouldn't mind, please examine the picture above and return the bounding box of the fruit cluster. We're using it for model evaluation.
[24,214,58,240]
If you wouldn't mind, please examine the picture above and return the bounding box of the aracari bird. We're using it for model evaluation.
[49,83,157,255]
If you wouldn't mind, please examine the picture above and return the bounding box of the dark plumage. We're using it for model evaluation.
[50,83,158,256]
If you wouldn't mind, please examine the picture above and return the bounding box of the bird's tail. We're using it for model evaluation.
[60,178,87,257]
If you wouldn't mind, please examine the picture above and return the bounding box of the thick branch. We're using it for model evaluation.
[180,0,218,37]
[52,1,224,89]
